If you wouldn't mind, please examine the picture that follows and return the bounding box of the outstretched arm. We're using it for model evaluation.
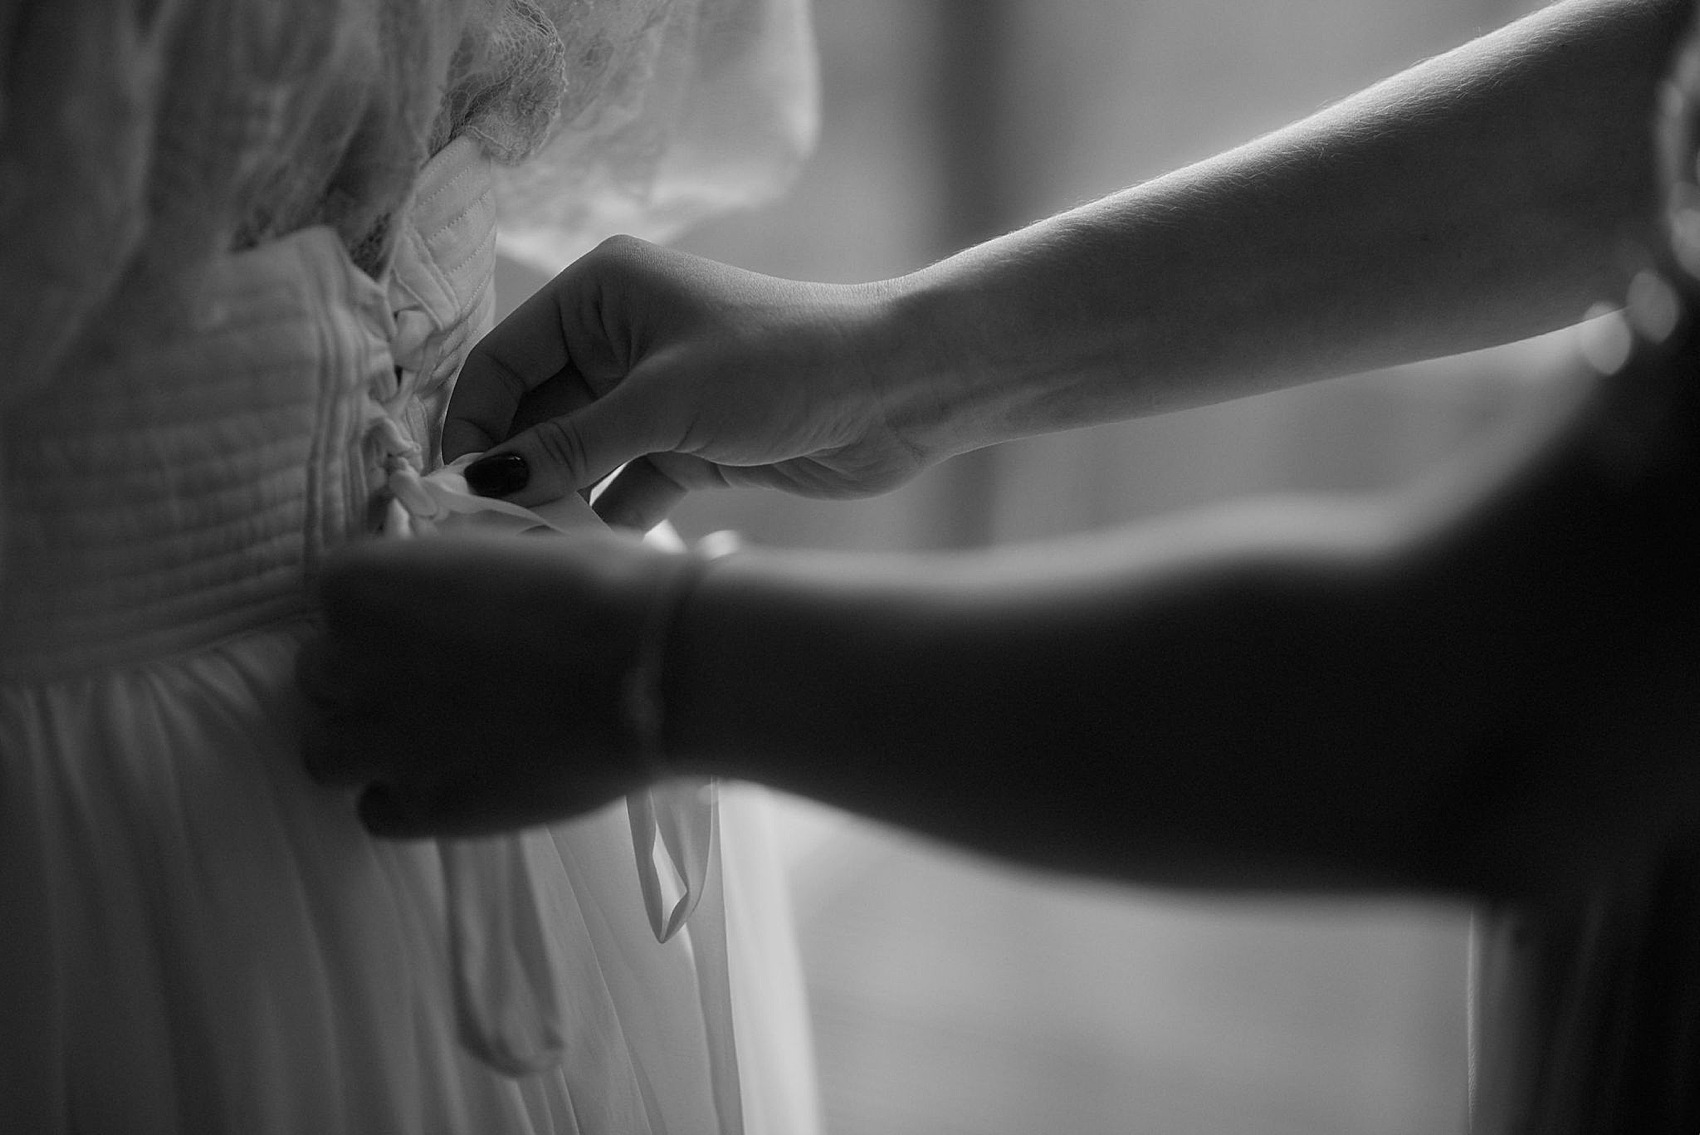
[447,0,1692,528]
[664,412,1700,902]
[883,0,1689,451]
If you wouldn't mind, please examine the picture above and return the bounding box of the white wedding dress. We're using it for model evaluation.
[0,2,819,1131]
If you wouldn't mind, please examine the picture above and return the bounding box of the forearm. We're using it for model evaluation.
[666,502,1509,895]
[876,0,1690,455]
[664,300,1700,900]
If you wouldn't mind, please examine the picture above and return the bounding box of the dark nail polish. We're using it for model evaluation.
[465,452,529,497]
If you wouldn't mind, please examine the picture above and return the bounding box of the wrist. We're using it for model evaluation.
[660,548,757,776]
[870,266,1006,462]
[623,535,740,779]
[658,545,979,778]
[877,218,1140,458]
[662,548,822,778]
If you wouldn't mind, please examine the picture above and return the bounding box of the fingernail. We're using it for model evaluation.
[465,452,529,497]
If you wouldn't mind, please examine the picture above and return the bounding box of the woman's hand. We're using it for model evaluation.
[296,532,679,837]
[446,236,934,531]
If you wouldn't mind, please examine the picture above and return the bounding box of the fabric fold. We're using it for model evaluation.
[629,779,719,943]
[443,832,578,1076]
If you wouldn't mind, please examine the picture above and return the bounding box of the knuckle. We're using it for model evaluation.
[584,236,642,285]
[592,233,645,263]
[531,416,590,481]
[460,344,528,406]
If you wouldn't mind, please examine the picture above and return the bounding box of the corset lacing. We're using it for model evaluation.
[354,132,720,1078]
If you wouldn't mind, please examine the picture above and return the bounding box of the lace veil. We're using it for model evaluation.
[0,0,819,403]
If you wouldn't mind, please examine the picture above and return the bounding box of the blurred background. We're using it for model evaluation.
[514,0,1594,1131]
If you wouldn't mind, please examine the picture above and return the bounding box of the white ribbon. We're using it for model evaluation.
[373,442,720,1076]
[381,452,604,538]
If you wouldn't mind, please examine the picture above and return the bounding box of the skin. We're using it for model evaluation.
[300,0,1700,902]
[445,0,1690,527]
[301,299,1700,900]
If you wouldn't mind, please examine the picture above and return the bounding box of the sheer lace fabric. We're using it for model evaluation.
[0,0,817,401]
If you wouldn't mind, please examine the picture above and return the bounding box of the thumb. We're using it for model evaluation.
[463,390,664,507]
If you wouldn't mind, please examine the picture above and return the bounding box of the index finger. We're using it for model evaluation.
[445,280,579,460]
